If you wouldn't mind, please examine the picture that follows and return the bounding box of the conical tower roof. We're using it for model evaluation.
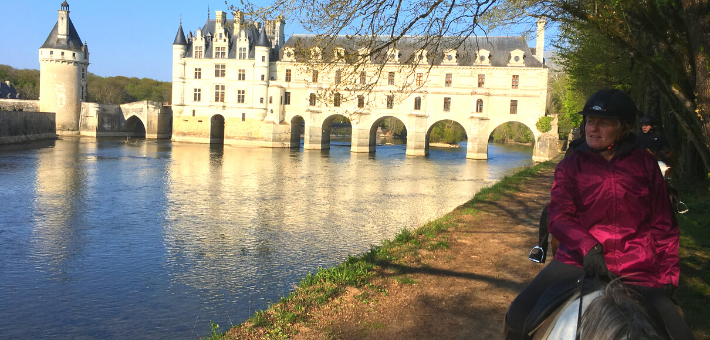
[173,24,187,45]
[255,25,271,47]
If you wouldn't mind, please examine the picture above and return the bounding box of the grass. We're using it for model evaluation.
[674,181,710,340]
[211,160,558,339]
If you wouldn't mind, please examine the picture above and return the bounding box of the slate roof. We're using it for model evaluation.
[281,35,544,67]
[0,81,19,99]
[255,26,271,47]
[40,17,84,51]
[173,25,187,45]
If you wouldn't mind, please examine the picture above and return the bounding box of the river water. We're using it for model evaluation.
[0,137,532,339]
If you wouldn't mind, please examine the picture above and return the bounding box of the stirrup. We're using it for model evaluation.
[676,201,689,214]
[528,246,546,263]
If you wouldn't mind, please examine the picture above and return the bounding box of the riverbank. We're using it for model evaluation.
[217,159,709,340]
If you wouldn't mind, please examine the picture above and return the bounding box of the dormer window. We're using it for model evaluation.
[310,47,322,60]
[508,49,525,66]
[215,47,226,58]
[443,49,458,65]
[238,47,247,59]
[415,50,428,64]
[283,47,295,62]
[194,46,203,58]
[475,49,491,66]
[334,47,346,61]
[387,48,400,63]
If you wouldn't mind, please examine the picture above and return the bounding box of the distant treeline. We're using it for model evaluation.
[0,64,171,105]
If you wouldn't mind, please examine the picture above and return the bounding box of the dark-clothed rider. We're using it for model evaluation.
[636,115,672,163]
[504,89,694,340]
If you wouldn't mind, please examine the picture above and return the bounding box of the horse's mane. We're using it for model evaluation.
[580,281,667,340]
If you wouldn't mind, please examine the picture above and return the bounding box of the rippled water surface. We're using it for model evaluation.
[0,137,532,339]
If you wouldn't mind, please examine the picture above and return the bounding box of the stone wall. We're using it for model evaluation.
[0,99,40,112]
[0,111,57,144]
[80,101,172,138]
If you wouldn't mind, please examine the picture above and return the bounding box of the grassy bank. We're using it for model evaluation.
[206,161,710,340]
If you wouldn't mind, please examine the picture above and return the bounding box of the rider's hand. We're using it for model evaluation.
[582,243,608,277]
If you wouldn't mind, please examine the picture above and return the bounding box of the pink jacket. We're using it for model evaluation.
[548,139,679,288]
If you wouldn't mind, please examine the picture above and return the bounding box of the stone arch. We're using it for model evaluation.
[321,113,352,150]
[369,115,407,152]
[123,115,146,138]
[210,114,225,144]
[290,115,305,148]
[488,120,536,146]
[425,118,469,155]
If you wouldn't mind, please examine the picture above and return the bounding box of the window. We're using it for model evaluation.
[260,98,264,104]
[269,96,273,104]
[512,75,519,89]
[443,97,451,112]
[476,99,483,113]
[312,70,319,83]
[238,47,247,59]
[242,113,246,121]
[238,69,246,81]
[194,46,203,58]
[478,74,485,87]
[386,95,394,109]
[237,90,245,104]
[285,92,291,105]
[357,95,364,108]
[285,69,292,82]
[414,97,421,110]
[334,93,341,107]
[82,68,86,80]
[335,70,341,84]
[192,110,196,116]
[309,93,316,106]
[261,74,265,81]
[510,100,518,114]
[193,88,201,102]
[50,51,53,56]
[360,71,366,85]
[215,46,226,58]
[445,73,452,87]
[261,56,266,62]
[416,73,423,86]
[214,85,225,102]
[215,64,226,78]
[388,72,395,85]
[195,68,202,79]
[61,52,64,56]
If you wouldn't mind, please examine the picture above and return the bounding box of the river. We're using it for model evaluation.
[0,137,533,339]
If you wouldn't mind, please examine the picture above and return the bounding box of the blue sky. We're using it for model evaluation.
[0,1,549,82]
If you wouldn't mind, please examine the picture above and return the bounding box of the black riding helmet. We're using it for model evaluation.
[579,89,637,123]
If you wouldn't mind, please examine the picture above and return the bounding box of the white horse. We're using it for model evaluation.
[528,280,667,340]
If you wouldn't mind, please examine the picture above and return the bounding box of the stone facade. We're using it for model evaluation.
[172,12,555,160]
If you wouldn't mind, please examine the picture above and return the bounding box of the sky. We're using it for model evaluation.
[0,0,551,82]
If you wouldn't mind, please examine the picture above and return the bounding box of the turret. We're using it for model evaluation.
[172,21,187,107]
[39,1,89,134]
[254,25,271,113]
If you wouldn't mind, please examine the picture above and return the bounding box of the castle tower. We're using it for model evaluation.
[535,17,546,63]
[39,1,89,134]
[253,25,271,114]
[172,22,188,110]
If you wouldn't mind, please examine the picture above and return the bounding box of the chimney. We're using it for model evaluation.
[58,9,69,39]
[535,17,545,62]
[216,11,225,26]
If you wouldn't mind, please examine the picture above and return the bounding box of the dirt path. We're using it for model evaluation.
[286,165,556,340]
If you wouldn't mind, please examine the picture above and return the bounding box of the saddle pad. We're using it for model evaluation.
[546,290,603,339]
[523,277,580,334]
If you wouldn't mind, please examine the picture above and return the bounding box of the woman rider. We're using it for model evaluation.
[504,89,694,340]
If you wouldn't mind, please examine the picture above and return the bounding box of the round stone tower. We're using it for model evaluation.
[39,1,89,134]
[253,25,271,118]
[172,21,187,111]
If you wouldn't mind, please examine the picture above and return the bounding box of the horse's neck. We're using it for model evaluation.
[545,290,603,340]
